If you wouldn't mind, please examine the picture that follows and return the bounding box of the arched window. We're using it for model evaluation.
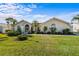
[51,24,55,28]
[25,24,29,32]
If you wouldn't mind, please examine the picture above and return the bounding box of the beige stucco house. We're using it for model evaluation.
[15,20,32,34]
[40,17,71,32]
[0,17,72,33]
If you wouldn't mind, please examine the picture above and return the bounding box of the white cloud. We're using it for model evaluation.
[0,3,79,24]
[27,4,37,8]
[55,11,79,23]
[0,3,37,14]
[0,13,24,23]
[24,8,32,13]
[0,3,38,23]
[0,3,17,11]
[32,12,79,23]
[32,14,52,22]
[33,14,47,18]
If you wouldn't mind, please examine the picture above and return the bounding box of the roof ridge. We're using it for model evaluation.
[16,20,31,25]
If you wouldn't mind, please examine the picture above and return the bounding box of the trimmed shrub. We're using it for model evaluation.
[56,32,63,35]
[17,35,27,41]
[7,31,20,36]
[68,32,74,35]
[5,30,12,33]
[0,31,2,33]
[47,31,51,34]
[62,28,71,35]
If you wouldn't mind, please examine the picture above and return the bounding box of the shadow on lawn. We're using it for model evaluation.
[0,37,8,41]
[26,35,33,37]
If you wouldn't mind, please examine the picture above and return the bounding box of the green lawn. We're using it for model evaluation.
[0,34,79,56]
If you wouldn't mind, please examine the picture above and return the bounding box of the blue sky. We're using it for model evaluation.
[0,3,79,23]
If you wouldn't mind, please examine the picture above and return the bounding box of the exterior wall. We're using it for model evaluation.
[15,21,31,33]
[39,18,71,32]
[71,22,79,32]
[0,18,72,33]
[71,19,79,33]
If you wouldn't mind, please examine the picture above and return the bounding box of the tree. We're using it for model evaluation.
[72,15,79,20]
[12,19,17,31]
[17,26,22,34]
[32,20,39,33]
[5,17,17,31]
[5,18,10,30]
[31,26,34,34]
[37,26,41,34]
[62,28,70,34]
[50,27,56,34]
[72,15,79,23]
[43,26,48,33]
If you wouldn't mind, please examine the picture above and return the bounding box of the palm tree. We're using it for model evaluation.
[12,19,17,31]
[43,26,47,33]
[5,18,10,30]
[5,17,17,31]
[72,15,79,23]
[17,26,22,34]
[32,20,39,33]
[50,27,56,34]
[73,15,79,20]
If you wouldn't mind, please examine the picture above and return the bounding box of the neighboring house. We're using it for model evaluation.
[0,23,12,33]
[71,18,79,33]
[0,17,72,33]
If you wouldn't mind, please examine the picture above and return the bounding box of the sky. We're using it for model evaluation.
[0,3,79,23]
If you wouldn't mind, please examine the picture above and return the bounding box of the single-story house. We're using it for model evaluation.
[0,17,73,33]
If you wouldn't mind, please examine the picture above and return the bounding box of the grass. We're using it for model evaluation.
[0,34,79,56]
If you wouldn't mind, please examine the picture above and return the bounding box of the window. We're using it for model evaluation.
[51,24,55,28]
[25,24,29,32]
